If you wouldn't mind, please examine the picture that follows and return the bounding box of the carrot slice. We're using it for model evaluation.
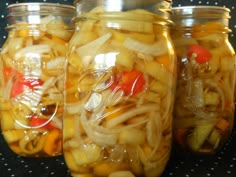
[156,54,176,74]
[51,35,66,45]
[43,129,62,156]
[192,22,225,37]
[215,118,230,133]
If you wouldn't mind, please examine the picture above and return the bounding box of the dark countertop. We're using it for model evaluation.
[1,127,236,177]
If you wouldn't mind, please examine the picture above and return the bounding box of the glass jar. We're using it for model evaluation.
[0,3,75,157]
[171,6,236,155]
[63,0,176,177]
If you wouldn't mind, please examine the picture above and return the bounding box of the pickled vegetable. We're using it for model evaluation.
[63,6,176,177]
[172,19,235,154]
[0,9,74,157]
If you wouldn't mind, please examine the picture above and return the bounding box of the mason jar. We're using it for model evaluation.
[171,6,236,155]
[0,3,75,157]
[63,0,176,176]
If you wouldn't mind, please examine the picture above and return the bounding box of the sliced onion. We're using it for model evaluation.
[76,33,112,67]
[106,104,159,128]
[80,109,117,146]
[15,44,51,60]
[123,38,167,56]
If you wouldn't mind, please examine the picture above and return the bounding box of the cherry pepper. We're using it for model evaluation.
[187,44,212,64]
[3,67,60,129]
[110,70,146,96]
[3,67,43,98]
[29,115,58,129]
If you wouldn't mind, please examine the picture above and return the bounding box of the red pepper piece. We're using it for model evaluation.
[111,71,145,96]
[3,67,43,98]
[3,67,21,81]
[29,116,57,129]
[11,77,43,98]
[187,44,212,64]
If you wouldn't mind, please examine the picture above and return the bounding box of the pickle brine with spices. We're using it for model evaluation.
[171,6,236,155]
[63,0,176,177]
[0,3,75,157]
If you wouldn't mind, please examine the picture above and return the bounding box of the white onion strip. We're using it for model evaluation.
[80,109,117,146]
[15,44,51,60]
[106,104,159,128]
[123,38,167,56]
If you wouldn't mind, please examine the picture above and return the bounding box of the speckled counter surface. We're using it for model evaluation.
[1,128,236,177]
[1,0,236,177]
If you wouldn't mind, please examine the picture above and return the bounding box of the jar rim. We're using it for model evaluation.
[7,2,76,17]
[171,6,231,33]
[74,0,172,23]
[74,0,172,9]
[171,6,230,19]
